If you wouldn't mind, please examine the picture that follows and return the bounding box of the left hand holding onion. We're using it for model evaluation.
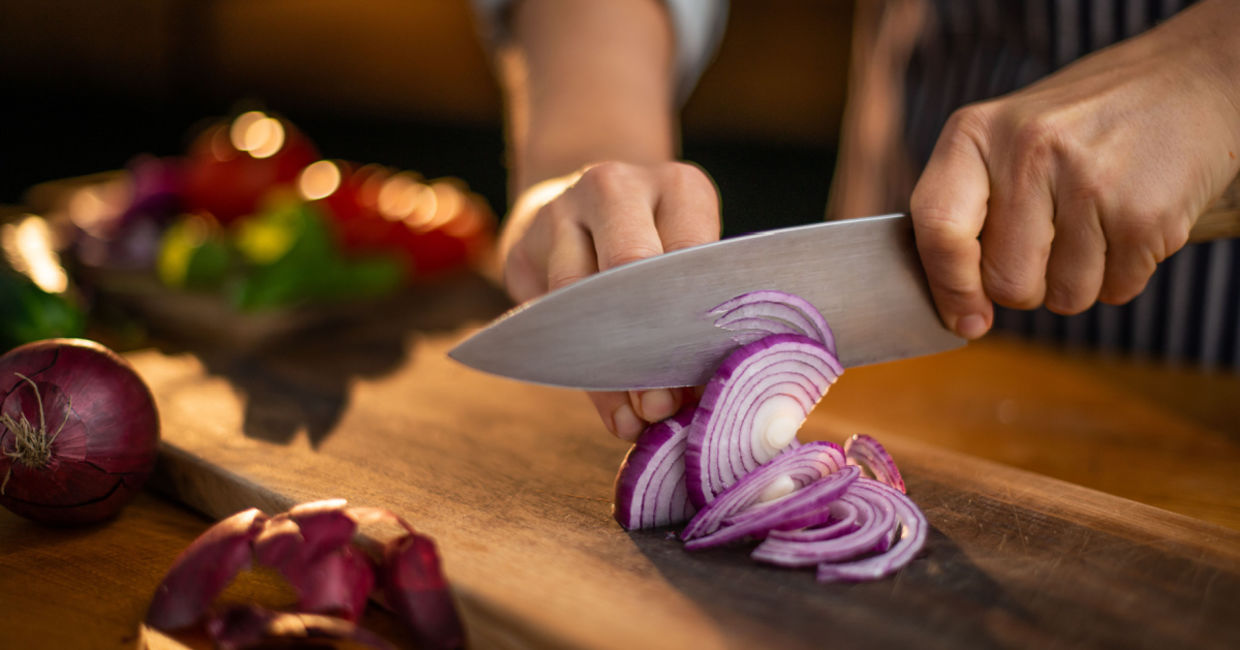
[909,0,1240,340]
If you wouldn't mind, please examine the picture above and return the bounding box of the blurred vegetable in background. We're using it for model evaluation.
[1,215,85,352]
[0,266,85,353]
[55,109,495,316]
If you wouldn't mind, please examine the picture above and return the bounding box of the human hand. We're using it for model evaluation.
[910,0,1240,339]
[500,161,721,440]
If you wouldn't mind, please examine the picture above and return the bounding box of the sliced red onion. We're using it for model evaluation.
[709,290,836,354]
[381,532,466,650]
[764,497,863,543]
[684,466,859,550]
[685,333,843,508]
[750,479,898,566]
[844,433,906,494]
[146,508,269,631]
[206,604,396,650]
[814,480,926,582]
[682,441,845,540]
[613,407,697,530]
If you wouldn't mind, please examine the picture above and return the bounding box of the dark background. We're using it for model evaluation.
[0,0,854,237]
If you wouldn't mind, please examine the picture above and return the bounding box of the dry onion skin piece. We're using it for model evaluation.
[709,290,836,354]
[612,406,698,530]
[146,499,465,647]
[844,433,906,493]
[146,508,270,631]
[381,531,467,650]
[685,333,843,508]
[681,441,845,540]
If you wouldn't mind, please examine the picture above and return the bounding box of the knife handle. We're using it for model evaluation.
[1191,179,1240,242]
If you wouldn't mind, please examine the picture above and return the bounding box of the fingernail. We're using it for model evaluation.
[638,389,676,421]
[612,404,644,441]
[956,313,988,340]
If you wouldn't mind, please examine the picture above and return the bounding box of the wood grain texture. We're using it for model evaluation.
[121,280,1240,649]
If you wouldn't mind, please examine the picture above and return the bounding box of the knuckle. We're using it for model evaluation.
[982,261,1042,309]
[1010,114,1060,161]
[944,104,992,142]
[1099,272,1152,305]
[576,162,635,196]
[912,205,974,256]
[1044,282,1093,315]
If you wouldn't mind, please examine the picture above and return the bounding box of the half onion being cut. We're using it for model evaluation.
[684,333,843,508]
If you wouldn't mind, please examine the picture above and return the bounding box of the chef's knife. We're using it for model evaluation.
[449,213,963,390]
[451,204,1240,391]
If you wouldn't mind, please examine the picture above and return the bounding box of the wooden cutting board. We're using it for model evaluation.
[129,279,1240,649]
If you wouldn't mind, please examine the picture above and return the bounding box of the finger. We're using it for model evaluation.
[652,162,721,252]
[545,215,599,291]
[980,159,1055,310]
[1097,221,1160,305]
[632,388,681,422]
[572,165,666,271]
[1044,193,1106,314]
[588,391,645,441]
[910,109,994,339]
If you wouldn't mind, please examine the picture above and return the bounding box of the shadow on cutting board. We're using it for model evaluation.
[150,272,511,448]
[624,522,1033,650]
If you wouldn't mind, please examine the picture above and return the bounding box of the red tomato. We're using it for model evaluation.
[182,114,319,224]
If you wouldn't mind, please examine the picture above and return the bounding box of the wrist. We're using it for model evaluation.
[1172,0,1240,143]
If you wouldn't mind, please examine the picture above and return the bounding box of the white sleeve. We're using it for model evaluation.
[470,0,729,104]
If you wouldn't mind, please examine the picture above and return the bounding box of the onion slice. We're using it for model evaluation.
[710,290,836,354]
[750,479,898,566]
[681,441,845,540]
[844,433,906,493]
[814,480,927,582]
[685,334,843,508]
[613,407,697,530]
[684,466,860,550]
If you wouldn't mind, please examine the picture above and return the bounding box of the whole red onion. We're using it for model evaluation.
[0,338,160,525]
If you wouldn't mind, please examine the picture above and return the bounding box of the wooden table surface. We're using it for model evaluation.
[1,276,1238,648]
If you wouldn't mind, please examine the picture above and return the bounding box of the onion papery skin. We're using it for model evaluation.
[681,441,845,540]
[613,407,697,530]
[147,507,270,630]
[684,465,859,550]
[709,290,836,354]
[750,479,899,566]
[844,433,906,493]
[685,334,842,508]
[0,338,160,525]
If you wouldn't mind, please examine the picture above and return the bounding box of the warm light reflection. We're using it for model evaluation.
[1,215,69,293]
[378,173,429,222]
[230,111,285,159]
[67,181,129,236]
[429,182,463,228]
[298,160,342,200]
[357,166,389,210]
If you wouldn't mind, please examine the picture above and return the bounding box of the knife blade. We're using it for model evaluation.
[449,213,964,390]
